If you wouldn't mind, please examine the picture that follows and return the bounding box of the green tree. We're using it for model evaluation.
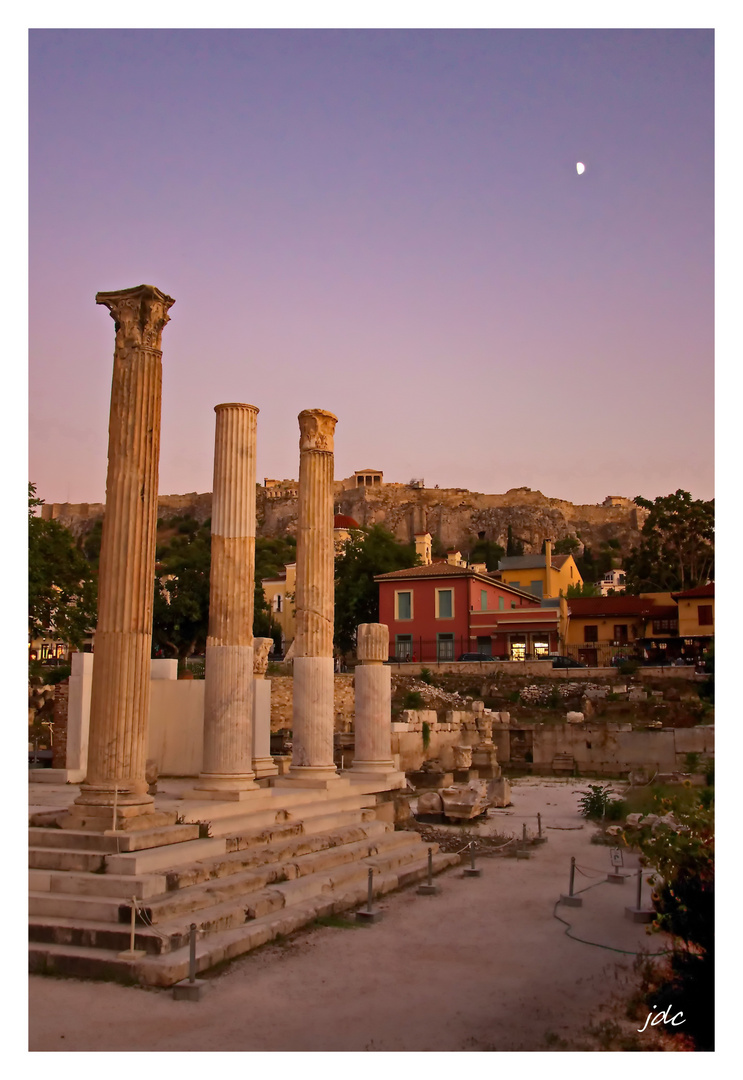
[334,525,419,654]
[254,535,296,643]
[28,484,98,649]
[468,538,505,570]
[638,793,714,1050]
[554,535,580,555]
[624,490,714,593]
[151,517,212,659]
[566,581,601,597]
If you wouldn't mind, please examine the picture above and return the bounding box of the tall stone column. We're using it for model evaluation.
[287,409,339,785]
[351,624,405,788]
[193,403,260,798]
[252,637,279,779]
[66,284,174,831]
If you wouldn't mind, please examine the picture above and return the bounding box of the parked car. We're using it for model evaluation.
[548,655,587,668]
[458,653,493,662]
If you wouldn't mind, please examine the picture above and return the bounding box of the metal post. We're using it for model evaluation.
[537,812,542,838]
[569,856,576,896]
[129,896,137,953]
[367,867,374,913]
[522,823,527,844]
[427,846,433,887]
[470,843,476,871]
[189,923,197,983]
[636,868,643,910]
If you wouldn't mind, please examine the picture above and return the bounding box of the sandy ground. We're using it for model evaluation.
[28,777,670,1052]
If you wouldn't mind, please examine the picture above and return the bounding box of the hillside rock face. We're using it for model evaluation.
[41,484,646,556]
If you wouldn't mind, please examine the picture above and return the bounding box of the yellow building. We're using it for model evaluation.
[564,595,656,665]
[671,584,714,640]
[497,540,582,599]
[260,562,296,652]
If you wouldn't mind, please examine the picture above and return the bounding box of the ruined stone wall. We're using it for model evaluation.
[42,482,647,555]
[268,674,355,732]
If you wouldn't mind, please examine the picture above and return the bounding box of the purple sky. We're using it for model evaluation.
[29,29,714,507]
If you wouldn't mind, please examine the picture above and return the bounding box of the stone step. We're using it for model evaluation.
[162,820,390,892]
[29,892,128,923]
[105,837,228,876]
[175,784,354,824]
[29,847,107,873]
[29,837,433,956]
[202,792,375,837]
[32,870,169,900]
[28,824,200,853]
[29,849,460,982]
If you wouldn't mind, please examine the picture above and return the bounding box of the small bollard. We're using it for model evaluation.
[173,923,207,1000]
[625,867,655,923]
[356,866,383,922]
[516,821,530,859]
[417,846,440,895]
[560,856,583,906]
[117,896,146,959]
[534,811,548,844]
[464,841,482,877]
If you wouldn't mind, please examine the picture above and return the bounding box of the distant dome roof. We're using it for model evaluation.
[334,514,360,529]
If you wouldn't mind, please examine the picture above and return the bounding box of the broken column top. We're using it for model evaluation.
[298,409,337,453]
[215,403,259,414]
[253,637,274,677]
[357,623,389,663]
[96,284,175,351]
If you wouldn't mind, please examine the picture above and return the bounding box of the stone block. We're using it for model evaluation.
[566,712,584,724]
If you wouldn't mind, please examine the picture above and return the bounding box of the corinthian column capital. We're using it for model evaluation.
[298,409,337,453]
[96,284,175,351]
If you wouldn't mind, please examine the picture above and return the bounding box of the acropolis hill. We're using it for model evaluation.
[41,479,648,556]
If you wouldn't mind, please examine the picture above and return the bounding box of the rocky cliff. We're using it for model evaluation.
[42,483,646,556]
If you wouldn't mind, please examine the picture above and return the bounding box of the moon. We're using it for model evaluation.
[576,162,586,175]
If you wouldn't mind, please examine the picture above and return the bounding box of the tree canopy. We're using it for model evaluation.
[151,516,212,659]
[468,538,505,570]
[624,490,714,594]
[28,484,97,648]
[334,525,419,654]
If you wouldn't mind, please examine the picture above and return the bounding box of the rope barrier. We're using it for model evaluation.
[553,878,671,957]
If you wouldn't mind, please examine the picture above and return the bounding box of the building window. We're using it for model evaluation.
[652,618,678,634]
[614,624,628,644]
[511,601,516,609]
[395,590,413,620]
[437,633,455,661]
[476,636,492,656]
[584,625,598,643]
[273,594,283,613]
[532,638,549,658]
[435,589,454,619]
[698,605,713,626]
[529,580,543,598]
[510,580,520,589]
[395,635,413,660]
[480,589,488,611]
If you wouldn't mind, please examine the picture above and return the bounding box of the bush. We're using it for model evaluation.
[617,660,638,676]
[403,690,424,710]
[422,720,431,749]
[577,783,618,820]
[419,667,434,685]
[684,752,701,773]
[704,759,715,786]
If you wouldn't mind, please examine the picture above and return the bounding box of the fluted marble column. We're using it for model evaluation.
[351,624,404,788]
[252,637,279,779]
[195,403,260,797]
[66,284,174,830]
[288,409,339,783]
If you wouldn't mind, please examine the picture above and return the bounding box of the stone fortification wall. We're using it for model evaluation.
[40,483,646,554]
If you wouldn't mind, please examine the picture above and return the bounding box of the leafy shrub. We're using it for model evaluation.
[419,667,434,685]
[684,752,701,773]
[617,660,638,676]
[577,783,618,819]
[704,759,715,786]
[403,690,424,710]
[422,720,431,749]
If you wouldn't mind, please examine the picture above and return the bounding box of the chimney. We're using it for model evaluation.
[544,539,553,598]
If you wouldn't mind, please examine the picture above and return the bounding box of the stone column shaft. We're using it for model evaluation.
[351,624,396,774]
[289,409,338,781]
[197,404,259,794]
[69,284,174,829]
[252,637,278,779]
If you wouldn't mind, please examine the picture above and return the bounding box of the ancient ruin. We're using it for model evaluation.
[64,284,175,831]
[192,403,260,799]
